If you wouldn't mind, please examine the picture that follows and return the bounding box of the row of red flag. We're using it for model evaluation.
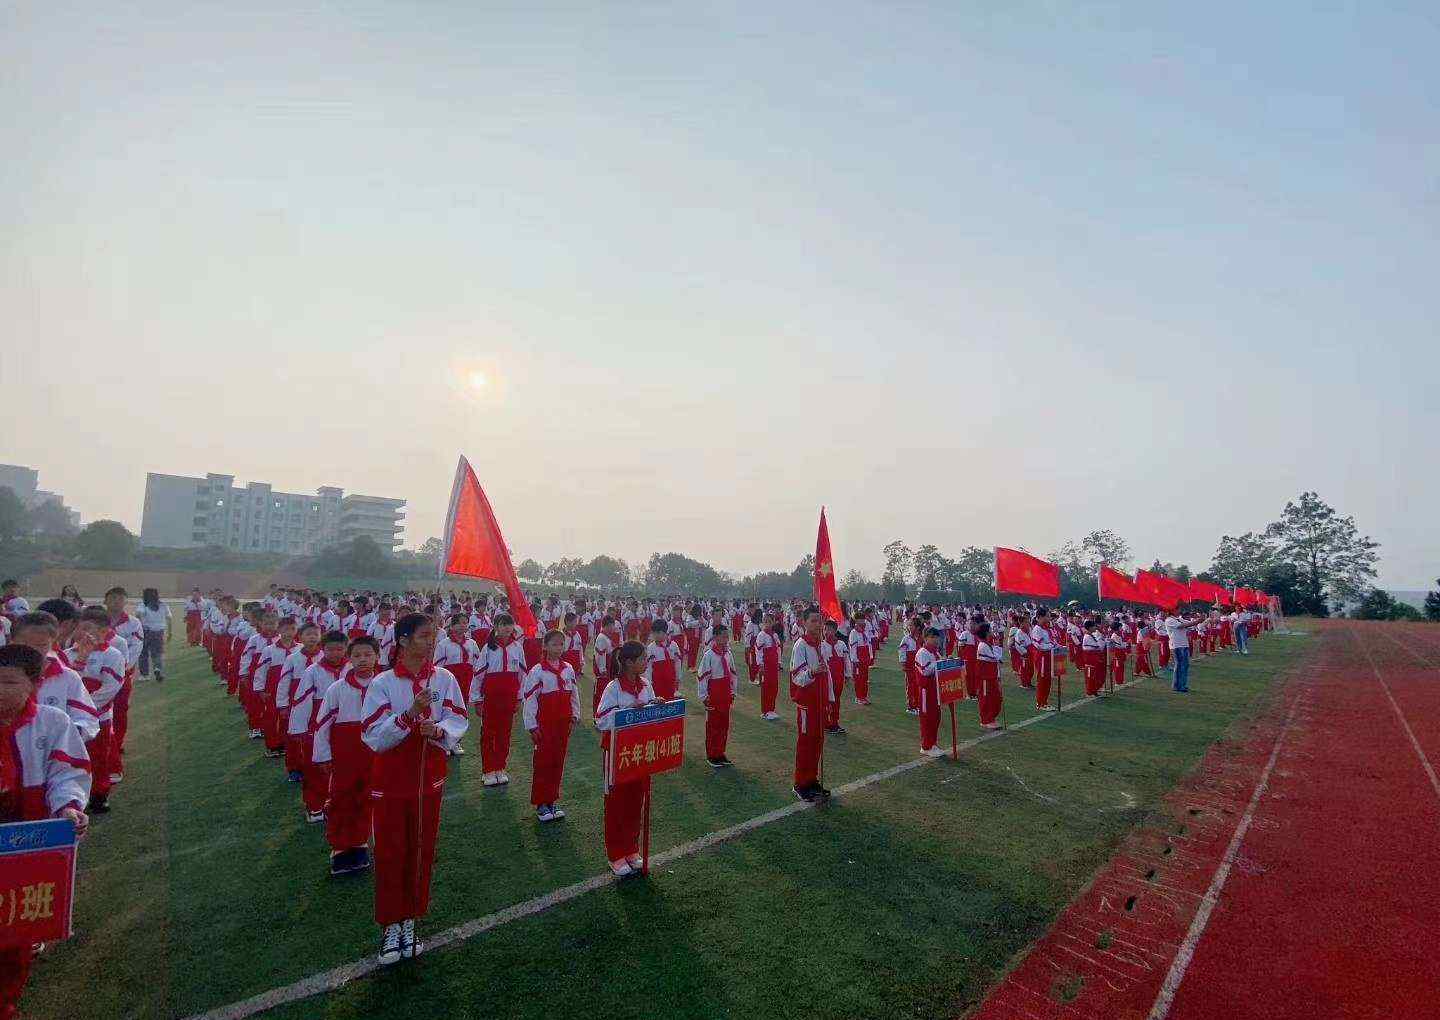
[437,457,1275,636]
[999,547,1276,610]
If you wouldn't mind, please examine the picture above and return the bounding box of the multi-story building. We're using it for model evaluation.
[140,472,405,555]
[0,464,82,530]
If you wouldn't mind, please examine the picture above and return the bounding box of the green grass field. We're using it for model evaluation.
[22,632,1302,1020]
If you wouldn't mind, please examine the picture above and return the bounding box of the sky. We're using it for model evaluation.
[3,2,1438,588]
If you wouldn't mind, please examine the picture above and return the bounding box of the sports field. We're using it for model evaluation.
[22,632,1302,1020]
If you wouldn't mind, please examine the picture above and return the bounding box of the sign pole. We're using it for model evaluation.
[641,783,651,877]
[1053,650,1061,711]
[950,703,958,761]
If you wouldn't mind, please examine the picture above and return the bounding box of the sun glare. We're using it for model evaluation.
[468,370,488,391]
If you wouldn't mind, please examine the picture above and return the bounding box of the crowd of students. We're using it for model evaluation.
[0,577,1271,1005]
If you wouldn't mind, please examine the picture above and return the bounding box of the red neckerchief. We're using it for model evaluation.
[392,655,435,695]
[539,656,568,685]
[618,672,645,698]
[713,642,732,681]
[41,655,64,681]
[319,658,345,679]
[345,667,376,690]
[803,635,822,651]
[0,695,39,817]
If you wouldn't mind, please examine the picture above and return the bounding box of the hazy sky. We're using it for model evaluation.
[4,3,1438,587]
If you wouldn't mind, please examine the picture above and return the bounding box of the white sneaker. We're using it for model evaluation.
[981,722,1002,730]
[306,810,324,823]
[379,923,402,966]
[482,772,499,787]
[609,859,634,877]
[762,712,780,721]
[550,805,566,820]
[401,918,421,959]
[537,805,555,823]
[626,853,644,869]
[108,773,124,785]
[906,708,920,716]
[453,745,466,756]
[498,771,511,784]
[923,746,948,758]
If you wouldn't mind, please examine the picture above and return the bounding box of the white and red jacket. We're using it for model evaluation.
[287,657,347,737]
[111,612,144,672]
[37,654,100,742]
[239,632,271,688]
[471,636,528,704]
[367,621,396,666]
[311,666,374,766]
[521,659,582,731]
[789,637,829,706]
[69,644,126,722]
[696,644,737,705]
[360,660,468,797]
[0,699,91,819]
[253,640,297,693]
[433,633,482,674]
[276,647,320,713]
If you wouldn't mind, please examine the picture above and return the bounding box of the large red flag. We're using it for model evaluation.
[813,507,843,623]
[1098,564,1139,602]
[994,547,1060,598]
[1134,569,1167,607]
[1160,576,1190,609]
[439,455,539,637]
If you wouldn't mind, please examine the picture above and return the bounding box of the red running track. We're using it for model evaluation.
[971,620,1440,1020]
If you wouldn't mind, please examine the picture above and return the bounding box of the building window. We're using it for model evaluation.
[215,498,225,507]
[192,531,206,542]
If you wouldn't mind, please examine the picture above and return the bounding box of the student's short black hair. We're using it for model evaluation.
[976,622,991,641]
[80,606,110,627]
[710,625,729,639]
[13,611,59,636]
[36,599,78,623]
[347,635,380,655]
[1,579,17,589]
[650,619,669,634]
[617,640,646,670]
[297,621,320,635]
[321,630,348,646]
[925,627,943,640]
[0,644,44,679]
[394,612,431,647]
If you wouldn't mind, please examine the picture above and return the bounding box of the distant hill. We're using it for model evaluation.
[1389,590,1430,610]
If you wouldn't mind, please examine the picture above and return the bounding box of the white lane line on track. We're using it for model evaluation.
[1147,697,1301,1020]
[1356,628,1440,805]
[184,681,1142,1020]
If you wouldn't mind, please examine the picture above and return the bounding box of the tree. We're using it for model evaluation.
[544,557,585,585]
[418,536,444,559]
[839,570,884,603]
[1265,492,1379,613]
[579,555,629,588]
[948,546,997,603]
[1423,581,1440,622]
[516,558,543,582]
[28,499,76,538]
[882,541,913,600]
[790,554,816,597]
[1354,588,1422,622]
[913,545,942,591]
[70,520,138,570]
[642,552,728,594]
[313,535,394,578]
[0,489,28,544]
[1209,532,1277,588]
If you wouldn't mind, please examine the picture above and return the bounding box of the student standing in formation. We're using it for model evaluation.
[290,630,348,823]
[472,613,526,788]
[277,622,322,779]
[1107,622,1130,690]
[1135,618,1156,677]
[696,625,737,767]
[898,618,922,715]
[753,617,781,720]
[789,610,831,802]
[645,620,683,701]
[523,629,582,823]
[1029,609,1056,710]
[1081,619,1107,697]
[104,587,143,786]
[258,617,299,759]
[849,609,873,706]
[312,636,380,875]
[590,615,617,719]
[433,613,481,730]
[974,621,1004,729]
[595,641,656,877]
[361,613,468,966]
[911,627,949,757]
[184,588,206,646]
[69,607,126,814]
[1008,613,1034,689]
[821,618,849,735]
[0,644,92,1020]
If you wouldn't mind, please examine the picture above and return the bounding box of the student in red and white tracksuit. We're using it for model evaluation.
[68,613,125,811]
[644,621,684,701]
[433,615,482,707]
[753,622,781,719]
[1081,622,1107,697]
[257,621,299,757]
[0,644,91,1020]
[471,613,526,787]
[595,641,656,876]
[789,612,831,801]
[591,619,617,719]
[898,623,921,715]
[847,617,873,705]
[911,628,948,754]
[104,589,143,782]
[974,623,1004,729]
[696,629,737,765]
[361,615,468,965]
[1107,624,1130,689]
[277,624,322,775]
[821,620,849,733]
[523,633,582,822]
[184,591,205,646]
[312,637,380,875]
[562,613,586,682]
[1009,618,1034,689]
[1029,612,1056,710]
[289,634,348,820]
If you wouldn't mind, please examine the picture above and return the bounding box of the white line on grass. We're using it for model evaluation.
[184,681,1143,1020]
[1355,628,1440,806]
[1147,697,1301,1020]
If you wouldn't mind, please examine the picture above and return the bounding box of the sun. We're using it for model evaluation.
[467,370,488,391]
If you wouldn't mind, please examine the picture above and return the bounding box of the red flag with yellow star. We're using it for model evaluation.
[814,507,843,622]
[994,547,1061,598]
